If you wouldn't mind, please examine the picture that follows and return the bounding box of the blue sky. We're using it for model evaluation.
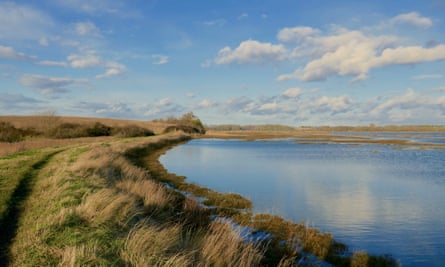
[1,0,445,126]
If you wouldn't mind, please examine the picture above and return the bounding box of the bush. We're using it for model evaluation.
[87,122,111,137]
[47,122,112,139]
[47,123,87,138]
[111,125,154,138]
[0,122,29,142]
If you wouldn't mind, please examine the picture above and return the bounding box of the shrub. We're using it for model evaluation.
[159,112,206,134]
[0,122,27,142]
[86,122,111,137]
[47,123,87,138]
[112,125,154,138]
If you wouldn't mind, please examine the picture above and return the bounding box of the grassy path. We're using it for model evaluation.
[0,150,61,265]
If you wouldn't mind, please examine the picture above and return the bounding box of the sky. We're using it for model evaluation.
[1,0,445,126]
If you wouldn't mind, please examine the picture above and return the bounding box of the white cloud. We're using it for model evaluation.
[197,99,215,108]
[366,89,445,122]
[222,96,255,113]
[75,21,101,37]
[0,46,33,61]
[374,44,445,66]
[310,96,354,114]
[281,87,303,99]
[391,12,433,29]
[215,40,288,65]
[258,102,279,112]
[277,27,445,82]
[152,54,169,65]
[67,51,126,79]
[277,26,320,43]
[68,52,102,68]
[144,98,185,118]
[0,2,54,40]
[38,60,69,67]
[96,62,126,79]
[39,37,49,46]
[19,74,87,94]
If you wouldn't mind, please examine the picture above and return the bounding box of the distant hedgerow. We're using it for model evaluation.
[0,122,37,142]
[111,125,154,138]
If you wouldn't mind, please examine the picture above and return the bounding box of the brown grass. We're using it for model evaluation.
[200,220,264,266]
[0,137,112,157]
[0,115,170,134]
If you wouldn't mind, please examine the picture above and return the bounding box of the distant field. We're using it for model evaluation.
[0,115,171,135]
[208,124,445,133]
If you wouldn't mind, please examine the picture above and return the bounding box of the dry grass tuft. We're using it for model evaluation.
[116,179,174,216]
[121,222,184,266]
[200,221,264,267]
[76,188,138,226]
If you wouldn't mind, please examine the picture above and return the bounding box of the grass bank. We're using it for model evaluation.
[0,131,398,266]
[128,136,398,266]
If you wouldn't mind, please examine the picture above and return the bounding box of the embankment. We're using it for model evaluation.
[0,133,397,266]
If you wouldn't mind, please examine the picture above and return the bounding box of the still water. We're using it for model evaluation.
[160,137,445,266]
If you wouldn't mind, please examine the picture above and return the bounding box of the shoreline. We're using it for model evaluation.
[201,130,445,150]
[145,134,399,266]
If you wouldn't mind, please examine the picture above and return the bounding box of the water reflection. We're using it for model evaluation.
[160,139,445,266]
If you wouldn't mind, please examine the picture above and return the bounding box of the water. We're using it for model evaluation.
[160,137,445,266]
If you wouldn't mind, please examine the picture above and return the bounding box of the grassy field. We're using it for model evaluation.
[0,115,407,266]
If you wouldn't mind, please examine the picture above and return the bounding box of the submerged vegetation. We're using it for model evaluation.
[0,115,402,266]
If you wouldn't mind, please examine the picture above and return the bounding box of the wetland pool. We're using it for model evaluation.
[160,137,445,266]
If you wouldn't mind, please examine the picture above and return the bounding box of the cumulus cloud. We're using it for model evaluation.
[310,96,354,114]
[0,2,54,40]
[96,62,126,79]
[144,98,185,118]
[67,51,126,79]
[152,54,169,65]
[277,27,445,82]
[374,44,445,66]
[68,52,102,68]
[281,87,303,99]
[391,12,433,29]
[0,46,34,61]
[75,21,101,37]
[365,89,445,122]
[222,96,255,113]
[215,40,288,65]
[277,26,320,43]
[19,74,87,94]
[197,99,215,108]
